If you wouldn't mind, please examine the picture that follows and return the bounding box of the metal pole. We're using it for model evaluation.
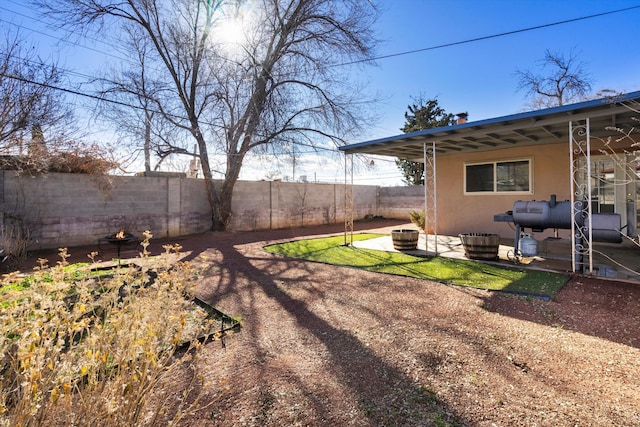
[344,154,347,245]
[423,143,428,253]
[423,141,438,255]
[569,121,576,272]
[586,118,593,274]
[432,141,438,255]
[343,153,354,246]
[569,119,593,274]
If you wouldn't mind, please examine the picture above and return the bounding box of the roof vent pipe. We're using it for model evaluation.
[456,112,468,125]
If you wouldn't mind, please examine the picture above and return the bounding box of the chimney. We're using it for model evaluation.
[456,112,468,125]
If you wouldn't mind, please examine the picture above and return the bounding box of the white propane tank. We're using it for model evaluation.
[520,233,538,257]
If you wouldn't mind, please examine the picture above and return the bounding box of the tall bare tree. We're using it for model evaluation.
[99,26,194,173]
[515,49,593,108]
[35,0,379,230]
[0,29,71,153]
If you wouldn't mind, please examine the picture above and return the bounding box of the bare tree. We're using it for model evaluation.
[99,25,195,173]
[515,49,593,108]
[35,0,379,231]
[0,29,71,153]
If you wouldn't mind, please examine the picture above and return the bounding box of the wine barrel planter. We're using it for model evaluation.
[459,233,500,260]
[391,229,420,251]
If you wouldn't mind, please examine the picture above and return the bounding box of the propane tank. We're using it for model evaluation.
[520,233,538,257]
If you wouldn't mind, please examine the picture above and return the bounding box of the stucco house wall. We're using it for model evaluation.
[435,142,572,239]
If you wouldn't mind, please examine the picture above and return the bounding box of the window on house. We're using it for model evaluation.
[465,159,531,193]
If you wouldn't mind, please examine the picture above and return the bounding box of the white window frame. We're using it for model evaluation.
[464,158,533,195]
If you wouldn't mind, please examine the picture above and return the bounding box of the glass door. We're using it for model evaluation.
[590,158,615,213]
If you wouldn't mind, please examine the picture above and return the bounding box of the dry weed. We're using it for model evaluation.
[0,231,218,426]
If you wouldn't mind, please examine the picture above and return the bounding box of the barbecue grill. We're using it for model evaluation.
[494,194,622,258]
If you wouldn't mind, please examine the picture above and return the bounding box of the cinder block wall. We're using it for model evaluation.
[0,171,416,250]
[377,186,425,220]
[230,181,379,230]
[0,172,212,249]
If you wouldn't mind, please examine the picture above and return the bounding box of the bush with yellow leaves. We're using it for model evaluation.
[0,232,223,426]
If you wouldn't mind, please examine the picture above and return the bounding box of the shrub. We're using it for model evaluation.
[0,146,117,176]
[47,151,117,175]
[0,215,31,272]
[0,233,221,426]
[409,209,425,230]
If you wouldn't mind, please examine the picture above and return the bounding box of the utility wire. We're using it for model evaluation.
[0,2,125,58]
[0,41,107,84]
[2,3,639,152]
[3,2,639,76]
[5,2,637,115]
[339,5,640,66]
[1,71,346,153]
[1,71,151,111]
[0,22,105,64]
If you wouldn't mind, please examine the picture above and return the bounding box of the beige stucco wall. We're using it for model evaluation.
[435,142,573,239]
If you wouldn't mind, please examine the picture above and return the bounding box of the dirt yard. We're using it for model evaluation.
[36,219,640,426]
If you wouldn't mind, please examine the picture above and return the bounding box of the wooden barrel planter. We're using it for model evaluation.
[459,233,500,260]
[391,229,420,251]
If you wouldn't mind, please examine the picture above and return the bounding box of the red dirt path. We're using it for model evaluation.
[31,219,640,426]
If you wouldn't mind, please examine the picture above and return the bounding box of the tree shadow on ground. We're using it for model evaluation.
[26,218,406,269]
[22,219,640,424]
[194,233,466,425]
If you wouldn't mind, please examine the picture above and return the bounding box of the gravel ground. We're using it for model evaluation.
[34,220,640,426]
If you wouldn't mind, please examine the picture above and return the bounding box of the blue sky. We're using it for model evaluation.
[2,0,640,184]
[363,0,640,141]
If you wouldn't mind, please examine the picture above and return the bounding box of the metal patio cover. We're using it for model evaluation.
[339,91,640,161]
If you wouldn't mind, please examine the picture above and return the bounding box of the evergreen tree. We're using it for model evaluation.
[396,98,457,185]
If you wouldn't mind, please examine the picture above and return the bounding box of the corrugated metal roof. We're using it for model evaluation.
[339,91,640,161]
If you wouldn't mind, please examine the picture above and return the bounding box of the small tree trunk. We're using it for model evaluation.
[144,113,152,173]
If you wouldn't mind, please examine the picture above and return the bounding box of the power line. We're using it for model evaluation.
[338,5,640,67]
[0,71,350,153]
[0,71,147,110]
[0,40,107,84]
[0,7,178,81]
[4,2,638,80]
[0,2,127,62]
[3,2,635,94]
[0,22,130,69]
[0,4,266,85]
[2,2,638,153]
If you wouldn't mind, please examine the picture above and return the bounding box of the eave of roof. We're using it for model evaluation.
[339,91,640,161]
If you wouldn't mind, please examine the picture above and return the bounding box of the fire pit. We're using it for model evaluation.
[98,230,140,257]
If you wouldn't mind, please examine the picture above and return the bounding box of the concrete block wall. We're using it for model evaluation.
[0,172,211,250]
[0,171,419,250]
[377,186,425,220]
[228,181,379,231]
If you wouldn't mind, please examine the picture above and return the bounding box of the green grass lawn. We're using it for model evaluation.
[264,234,569,299]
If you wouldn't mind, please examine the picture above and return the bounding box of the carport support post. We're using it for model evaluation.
[343,153,354,246]
[424,142,437,255]
[569,118,593,274]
